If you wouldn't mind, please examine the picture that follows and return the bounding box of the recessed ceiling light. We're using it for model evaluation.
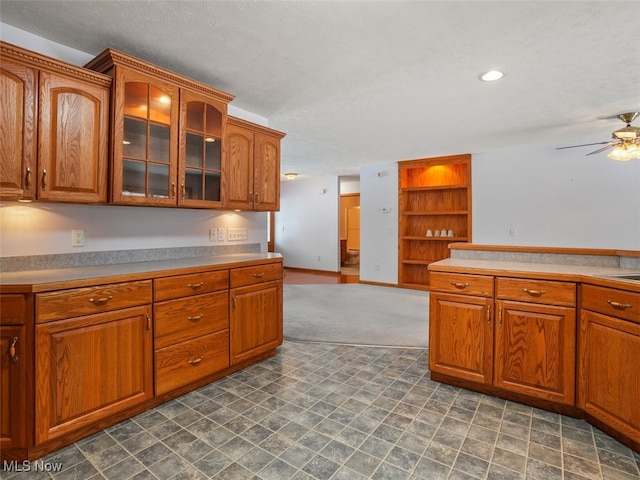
[480,70,505,82]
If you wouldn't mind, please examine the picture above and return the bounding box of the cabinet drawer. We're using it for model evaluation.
[497,278,576,307]
[581,284,640,324]
[36,280,152,323]
[155,330,229,395]
[429,272,494,297]
[230,263,282,288]
[154,291,229,349]
[154,270,228,302]
[0,294,28,325]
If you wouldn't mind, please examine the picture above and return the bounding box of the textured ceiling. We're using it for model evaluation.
[2,1,640,177]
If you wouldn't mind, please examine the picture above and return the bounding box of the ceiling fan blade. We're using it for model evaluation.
[555,141,611,150]
[586,143,617,156]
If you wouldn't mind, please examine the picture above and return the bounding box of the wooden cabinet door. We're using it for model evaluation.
[578,309,640,444]
[223,122,253,210]
[34,305,153,443]
[0,59,37,200]
[0,325,28,451]
[230,280,283,364]
[37,71,108,203]
[495,301,576,404]
[253,132,280,211]
[429,292,493,385]
[179,90,226,208]
[111,68,179,206]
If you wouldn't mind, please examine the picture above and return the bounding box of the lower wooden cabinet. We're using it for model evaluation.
[429,272,577,406]
[578,284,640,447]
[1,294,31,454]
[34,305,153,443]
[0,257,284,461]
[429,292,493,385]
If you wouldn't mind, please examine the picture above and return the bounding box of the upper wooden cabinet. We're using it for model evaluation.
[224,117,285,211]
[0,42,110,203]
[398,154,472,290]
[85,48,233,207]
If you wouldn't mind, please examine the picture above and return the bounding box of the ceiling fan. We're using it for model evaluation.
[556,112,640,161]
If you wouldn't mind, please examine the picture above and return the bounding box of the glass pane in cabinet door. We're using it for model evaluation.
[205,172,221,201]
[124,82,148,119]
[186,102,204,131]
[148,163,170,198]
[205,104,222,137]
[122,160,146,196]
[184,169,203,200]
[148,85,171,124]
[123,117,147,159]
[186,133,203,167]
[149,123,170,162]
[205,138,221,170]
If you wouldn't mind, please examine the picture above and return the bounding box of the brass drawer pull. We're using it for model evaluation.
[41,169,47,190]
[9,337,19,363]
[253,273,265,278]
[608,300,633,311]
[187,314,204,322]
[523,288,545,297]
[451,281,469,289]
[188,356,204,366]
[187,282,204,289]
[89,295,113,305]
[25,167,32,191]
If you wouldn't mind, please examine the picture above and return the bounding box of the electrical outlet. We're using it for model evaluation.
[209,228,217,242]
[228,228,248,241]
[217,228,226,241]
[71,229,85,247]
[509,227,518,237]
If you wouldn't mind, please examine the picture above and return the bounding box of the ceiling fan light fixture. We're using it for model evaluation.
[284,172,298,181]
[607,142,640,161]
[479,70,505,82]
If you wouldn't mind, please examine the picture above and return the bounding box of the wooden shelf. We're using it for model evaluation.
[402,236,468,241]
[402,211,468,216]
[398,154,471,290]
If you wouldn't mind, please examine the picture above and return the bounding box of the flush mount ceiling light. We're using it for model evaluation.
[284,172,298,181]
[479,70,505,82]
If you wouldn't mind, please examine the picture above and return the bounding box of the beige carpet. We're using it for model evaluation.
[283,283,429,348]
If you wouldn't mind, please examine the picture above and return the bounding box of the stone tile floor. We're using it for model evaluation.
[4,340,640,479]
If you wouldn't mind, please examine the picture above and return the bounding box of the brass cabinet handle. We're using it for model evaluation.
[25,167,32,191]
[255,193,258,203]
[451,282,469,289]
[9,337,19,363]
[171,182,176,198]
[608,300,633,311]
[187,314,204,322]
[252,273,265,278]
[232,295,236,309]
[498,306,503,326]
[523,288,545,297]
[41,169,47,190]
[181,184,186,199]
[188,356,204,366]
[146,313,151,332]
[486,304,491,323]
[187,282,204,289]
[89,295,113,305]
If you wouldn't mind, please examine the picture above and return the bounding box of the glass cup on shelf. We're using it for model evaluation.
[426,229,433,237]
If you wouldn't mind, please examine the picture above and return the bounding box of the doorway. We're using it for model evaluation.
[340,193,360,276]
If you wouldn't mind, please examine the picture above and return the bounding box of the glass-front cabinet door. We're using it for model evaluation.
[112,69,178,205]
[179,91,226,208]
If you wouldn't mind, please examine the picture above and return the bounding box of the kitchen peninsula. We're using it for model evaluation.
[428,244,640,452]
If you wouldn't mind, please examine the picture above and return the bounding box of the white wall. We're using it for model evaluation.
[359,164,399,284]
[339,176,360,194]
[0,24,270,258]
[473,146,640,248]
[275,177,340,271]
